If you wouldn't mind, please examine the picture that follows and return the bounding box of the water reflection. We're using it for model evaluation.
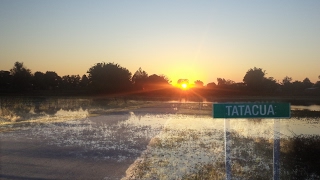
[0,97,151,125]
[1,97,320,179]
[2,97,320,123]
[291,104,320,111]
[0,97,89,123]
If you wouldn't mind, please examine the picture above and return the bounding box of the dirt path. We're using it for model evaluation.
[0,132,137,180]
[0,113,161,180]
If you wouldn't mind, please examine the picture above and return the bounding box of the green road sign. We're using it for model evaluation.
[213,102,290,118]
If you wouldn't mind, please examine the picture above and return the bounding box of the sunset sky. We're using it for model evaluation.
[1,1,319,85]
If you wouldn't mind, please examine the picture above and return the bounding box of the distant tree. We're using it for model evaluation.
[292,80,305,94]
[0,70,12,90]
[10,62,32,91]
[61,75,81,90]
[71,75,81,89]
[282,76,292,85]
[217,78,226,86]
[226,79,235,85]
[132,67,148,90]
[243,67,266,92]
[32,71,46,90]
[80,74,89,88]
[316,75,320,88]
[281,76,293,93]
[177,79,189,89]
[145,74,170,90]
[194,80,204,88]
[206,82,216,89]
[87,62,132,93]
[217,78,234,86]
[177,79,189,85]
[44,71,60,90]
[263,77,279,94]
[149,74,170,84]
[163,75,171,84]
[302,78,313,89]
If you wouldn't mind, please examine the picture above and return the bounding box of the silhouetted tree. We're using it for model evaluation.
[145,74,170,90]
[217,78,226,86]
[177,79,189,84]
[177,79,189,87]
[32,71,46,90]
[315,76,320,88]
[194,80,204,88]
[206,82,216,89]
[243,67,265,92]
[87,62,132,93]
[302,78,313,89]
[282,76,292,85]
[44,71,60,90]
[217,78,234,86]
[71,75,81,89]
[61,75,81,90]
[80,74,89,88]
[150,74,170,84]
[281,76,293,94]
[132,67,148,90]
[0,70,12,90]
[263,77,279,94]
[292,80,305,95]
[10,62,32,91]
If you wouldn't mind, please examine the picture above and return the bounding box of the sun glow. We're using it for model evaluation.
[181,83,188,89]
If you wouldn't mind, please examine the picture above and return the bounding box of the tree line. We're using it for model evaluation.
[0,62,171,95]
[1,62,320,96]
[200,67,320,97]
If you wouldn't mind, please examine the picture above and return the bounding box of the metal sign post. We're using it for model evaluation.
[224,118,232,180]
[273,119,280,180]
[213,102,290,180]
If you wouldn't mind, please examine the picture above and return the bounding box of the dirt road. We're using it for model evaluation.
[0,113,161,180]
[1,136,133,180]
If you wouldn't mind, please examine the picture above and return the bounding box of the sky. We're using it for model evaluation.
[1,0,320,85]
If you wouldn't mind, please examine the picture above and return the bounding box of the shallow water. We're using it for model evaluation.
[1,97,320,179]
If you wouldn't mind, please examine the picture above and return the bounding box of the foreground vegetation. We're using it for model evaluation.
[1,97,320,179]
[123,119,320,180]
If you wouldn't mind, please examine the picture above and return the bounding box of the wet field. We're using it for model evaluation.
[1,97,320,179]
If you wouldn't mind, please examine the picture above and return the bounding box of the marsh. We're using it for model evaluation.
[1,97,320,179]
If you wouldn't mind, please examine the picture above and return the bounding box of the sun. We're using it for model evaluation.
[180,83,190,90]
[175,79,190,90]
[181,83,188,89]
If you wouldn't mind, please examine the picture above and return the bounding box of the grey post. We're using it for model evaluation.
[273,119,280,180]
[224,119,231,180]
